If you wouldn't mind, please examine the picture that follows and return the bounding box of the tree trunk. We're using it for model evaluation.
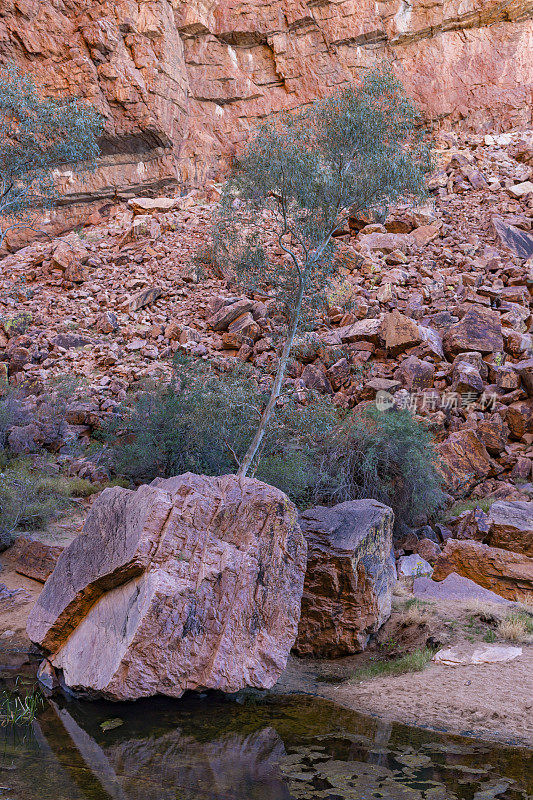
[237,281,305,477]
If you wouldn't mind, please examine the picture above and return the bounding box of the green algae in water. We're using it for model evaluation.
[0,691,530,800]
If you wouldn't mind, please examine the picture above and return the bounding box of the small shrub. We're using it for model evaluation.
[101,353,339,495]
[0,391,34,449]
[0,461,71,548]
[101,356,444,528]
[101,354,269,483]
[350,648,434,682]
[446,497,497,519]
[313,405,446,527]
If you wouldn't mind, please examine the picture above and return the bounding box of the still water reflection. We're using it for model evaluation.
[0,692,531,800]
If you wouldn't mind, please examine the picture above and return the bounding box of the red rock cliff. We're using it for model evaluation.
[0,0,531,205]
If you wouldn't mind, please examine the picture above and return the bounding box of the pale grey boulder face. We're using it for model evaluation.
[398,554,433,578]
[487,500,533,557]
[27,473,307,701]
[294,500,396,657]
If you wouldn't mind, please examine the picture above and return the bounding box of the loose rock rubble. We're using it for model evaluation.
[1,132,531,494]
[1,129,533,601]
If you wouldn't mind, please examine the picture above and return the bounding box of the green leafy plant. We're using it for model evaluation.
[350,648,434,682]
[214,66,433,476]
[100,353,265,482]
[101,353,339,494]
[0,63,103,248]
[0,461,70,548]
[0,686,43,726]
[102,355,443,527]
[313,405,446,526]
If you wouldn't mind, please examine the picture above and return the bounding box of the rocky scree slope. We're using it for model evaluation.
[0,129,532,556]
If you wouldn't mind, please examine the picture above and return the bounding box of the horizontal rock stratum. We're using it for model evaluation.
[0,0,531,234]
[27,473,307,701]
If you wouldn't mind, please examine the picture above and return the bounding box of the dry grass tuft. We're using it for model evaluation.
[401,605,431,625]
[497,611,533,644]
[395,597,435,625]
[393,581,412,598]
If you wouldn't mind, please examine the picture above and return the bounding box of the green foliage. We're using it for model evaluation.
[0,461,69,547]
[0,63,103,247]
[219,67,432,308]
[101,354,267,482]
[0,391,33,450]
[313,405,446,526]
[0,685,43,727]
[101,353,339,489]
[212,66,433,474]
[102,355,443,527]
[350,648,434,682]
[446,497,496,518]
[404,598,433,611]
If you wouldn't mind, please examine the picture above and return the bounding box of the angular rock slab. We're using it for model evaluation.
[27,473,307,700]
[433,644,522,666]
[432,539,533,601]
[8,537,64,583]
[293,500,396,657]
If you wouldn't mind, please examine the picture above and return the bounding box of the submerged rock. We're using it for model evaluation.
[294,500,396,657]
[27,473,307,701]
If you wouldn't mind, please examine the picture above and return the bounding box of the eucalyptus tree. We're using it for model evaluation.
[0,63,103,248]
[216,67,434,477]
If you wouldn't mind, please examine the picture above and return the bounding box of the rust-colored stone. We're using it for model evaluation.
[294,500,396,657]
[487,501,533,557]
[433,539,533,601]
[436,429,493,496]
[7,537,64,583]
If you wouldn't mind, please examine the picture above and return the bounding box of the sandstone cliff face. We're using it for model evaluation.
[0,0,532,214]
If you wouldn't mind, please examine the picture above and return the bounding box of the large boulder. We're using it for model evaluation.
[432,539,533,601]
[487,501,533,557]
[27,473,307,701]
[293,500,396,657]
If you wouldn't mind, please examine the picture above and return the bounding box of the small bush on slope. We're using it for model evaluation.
[313,405,446,527]
[102,355,444,528]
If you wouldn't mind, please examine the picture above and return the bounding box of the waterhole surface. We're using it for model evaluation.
[0,690,530,799]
